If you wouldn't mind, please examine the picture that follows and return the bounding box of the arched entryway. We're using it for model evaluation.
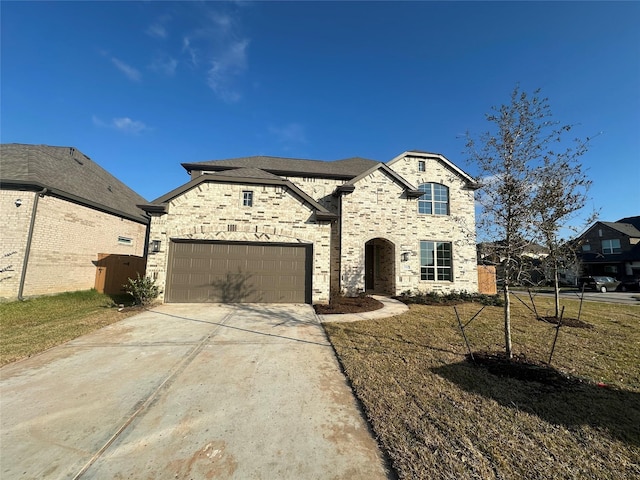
[364,238,396,295]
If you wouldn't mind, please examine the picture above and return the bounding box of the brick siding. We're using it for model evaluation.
[0,190,147,300]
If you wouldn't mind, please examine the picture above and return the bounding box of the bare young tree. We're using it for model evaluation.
[466,86,557,359]
[468,86,596,358]
[532,143,596,318]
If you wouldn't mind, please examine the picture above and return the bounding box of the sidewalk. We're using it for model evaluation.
[317,295,408,323]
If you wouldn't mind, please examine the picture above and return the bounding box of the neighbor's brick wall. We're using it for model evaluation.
[145,181,332,303]
[0,192,147,299]
[340,157,478,295]
[0,190,35,299]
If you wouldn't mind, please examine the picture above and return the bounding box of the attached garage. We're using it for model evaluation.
[166,240,312,303]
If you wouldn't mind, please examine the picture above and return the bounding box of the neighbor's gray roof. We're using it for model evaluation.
[182,155,381,179]
[600,221,640,238]
[0,144,148,223]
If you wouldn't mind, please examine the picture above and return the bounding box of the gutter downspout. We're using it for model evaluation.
[18,188,47,300]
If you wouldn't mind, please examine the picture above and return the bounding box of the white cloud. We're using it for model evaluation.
[146,14,171,39]
[150,55,178,76]
[92,115,150,135]
[207,39,250,103]
[113,117,149,135]
[111,57,142,82]
[182,36,198,67]
[268,123,307,150]
[179,6,251,102]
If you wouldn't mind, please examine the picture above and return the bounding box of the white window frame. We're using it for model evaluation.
[242,190,253,207]
[602,239,621,254]
[418,160,426,172]
[420,240,453,281]
[418,183,449,215]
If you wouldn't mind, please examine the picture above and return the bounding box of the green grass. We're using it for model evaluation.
[324,297,640,480]
[0,290,141,366]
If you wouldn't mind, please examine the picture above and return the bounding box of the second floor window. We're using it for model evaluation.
[242,190,253,207]
[602,239,621,254]
[418,183,449,215]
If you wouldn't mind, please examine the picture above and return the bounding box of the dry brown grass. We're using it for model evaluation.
[0,290,143,366]
[324,296,640,479]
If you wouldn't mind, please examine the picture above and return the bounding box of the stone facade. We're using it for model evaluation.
[144,151,479,304]
[145,181,333,303]
[0,190,147,300]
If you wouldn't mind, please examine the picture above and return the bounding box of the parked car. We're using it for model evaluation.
[578,276,621,293]
[619,277,640,292]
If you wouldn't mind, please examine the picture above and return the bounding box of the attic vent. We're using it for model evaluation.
[228,224,237,232]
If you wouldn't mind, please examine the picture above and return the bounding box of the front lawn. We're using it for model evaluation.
[324,297,640,479]
[0,290,141,366]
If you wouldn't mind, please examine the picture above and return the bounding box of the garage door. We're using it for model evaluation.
[166,241,312,303]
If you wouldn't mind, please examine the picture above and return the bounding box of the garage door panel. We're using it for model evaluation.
[166,241,310,303]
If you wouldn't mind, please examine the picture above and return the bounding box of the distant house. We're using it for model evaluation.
[139,150,480,304]
[477,241,550,286]
[0,144,149,300]
[575,216,640,280]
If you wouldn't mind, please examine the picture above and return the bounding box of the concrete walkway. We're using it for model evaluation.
[0,303,392,480]
[317,295,409,323]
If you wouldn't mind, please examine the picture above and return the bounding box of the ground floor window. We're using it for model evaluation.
[420,241,452,281]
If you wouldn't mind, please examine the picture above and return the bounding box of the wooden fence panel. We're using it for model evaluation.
[94,254,146,295]
[477,265,497,295]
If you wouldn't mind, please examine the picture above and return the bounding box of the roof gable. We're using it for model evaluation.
[140,170,337,221]
[336,163,422,197]
[0,143,148,223]
[387,150,479,189]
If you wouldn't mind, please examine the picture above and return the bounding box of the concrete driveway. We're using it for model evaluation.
[1,303,392,480]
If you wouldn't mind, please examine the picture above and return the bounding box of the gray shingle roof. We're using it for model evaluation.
[182,155,380,178]
[0,144,148,223]
[205,167,284,181]
[601,221,640,238]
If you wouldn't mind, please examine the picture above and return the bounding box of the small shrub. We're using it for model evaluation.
[124,274,159,306]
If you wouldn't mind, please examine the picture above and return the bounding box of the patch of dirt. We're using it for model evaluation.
[537,315,594,329]
[467,351,583,386]
[314,296,384,315]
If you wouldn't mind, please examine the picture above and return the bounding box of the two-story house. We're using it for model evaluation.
[576,216,640,280]
[139,150,480,304]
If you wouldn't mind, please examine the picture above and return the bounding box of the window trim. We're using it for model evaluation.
[602,238,621,254]
[417,183,449,216]
[418,160,426,172]
[420,240,453,281]
[242,190,253,207]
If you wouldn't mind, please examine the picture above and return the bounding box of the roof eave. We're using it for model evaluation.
[1,179,149,224]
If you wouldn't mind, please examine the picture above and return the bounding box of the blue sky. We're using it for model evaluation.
[2,1,638,231]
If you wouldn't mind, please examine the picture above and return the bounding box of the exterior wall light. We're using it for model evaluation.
[151,240,161,253]
[401,252,410,262]
[15,199,22,207]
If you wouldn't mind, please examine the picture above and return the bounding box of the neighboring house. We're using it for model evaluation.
[140,150,479,304]
[0,144,149,300]
[575,216,640,280]
[477,241,550,286]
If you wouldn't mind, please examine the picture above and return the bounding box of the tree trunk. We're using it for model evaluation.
[553,267,561,319]
[504,284,513,359]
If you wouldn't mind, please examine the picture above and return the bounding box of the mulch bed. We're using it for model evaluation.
[467,350,585,386]
[537,315,594,329]
[313,296,384,314]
